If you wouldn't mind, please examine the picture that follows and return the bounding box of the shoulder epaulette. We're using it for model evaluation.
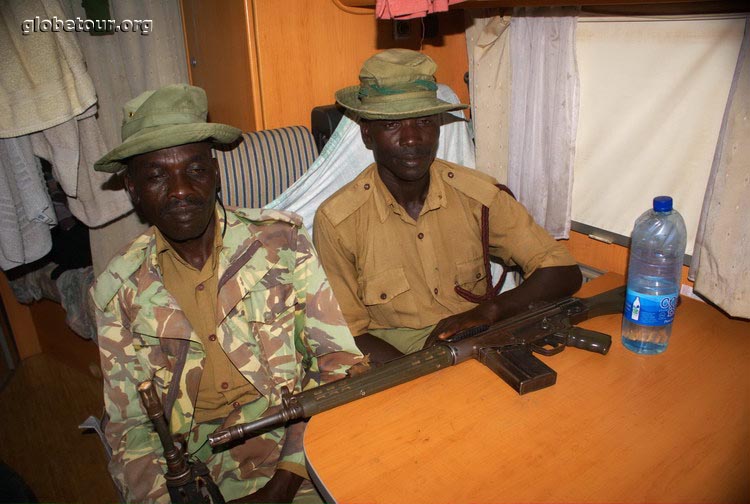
[318,165,377,227]
[91,231,152,310]
[435,159,501,208]
[233,207,303,228]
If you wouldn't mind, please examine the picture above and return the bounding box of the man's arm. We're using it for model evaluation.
[430,191,582,342]
[351,332,403,364]
[429,265,582,341]
[313,211,403,363]
[237,225,364,503]
[96,294,171,503]
[296,225,364,382]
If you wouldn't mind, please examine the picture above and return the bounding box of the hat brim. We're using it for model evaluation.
[94,123,242,173]
[335,86,468,120]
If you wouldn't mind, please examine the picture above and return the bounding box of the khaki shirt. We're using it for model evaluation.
[313,159,577,343]
[155,220,259,423]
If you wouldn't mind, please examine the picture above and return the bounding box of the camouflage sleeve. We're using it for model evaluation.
[312,210,372,336]
[277,225,363,468]
[96,292,170,503]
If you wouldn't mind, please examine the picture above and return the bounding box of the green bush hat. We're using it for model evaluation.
[94,84,241,173]
[335,48,468,120]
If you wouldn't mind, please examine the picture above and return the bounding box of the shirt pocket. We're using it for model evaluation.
[455,256,488,296]
[130,333,173,392]
[361,267,415,328]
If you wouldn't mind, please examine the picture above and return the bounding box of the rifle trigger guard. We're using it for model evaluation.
[530,333,566,356]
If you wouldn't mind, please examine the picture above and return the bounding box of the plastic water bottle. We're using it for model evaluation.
[621,196,687,354]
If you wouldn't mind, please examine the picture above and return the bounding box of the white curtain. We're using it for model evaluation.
[466,9,748,317]
[690,18,750,318]
[465,11,511,182]
[507,7,580,239]
[572,17,744,256]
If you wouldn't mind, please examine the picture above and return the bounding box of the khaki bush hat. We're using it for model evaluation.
[335,49,468,120]
[94,84,241,173]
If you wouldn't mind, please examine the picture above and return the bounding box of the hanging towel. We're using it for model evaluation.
[30,104,134,227]
[376,0,467,20]
[0,0,97,138]
[0,136,56,270]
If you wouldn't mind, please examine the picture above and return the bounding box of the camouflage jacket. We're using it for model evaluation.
[91,207,363,503]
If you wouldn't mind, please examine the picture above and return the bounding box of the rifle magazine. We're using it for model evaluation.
[479,346,557,395]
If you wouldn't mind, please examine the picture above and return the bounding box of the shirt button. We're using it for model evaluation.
[221,382,229,390]
[208,334,217,342]
[476,272,482,279]
[417,232,424,240]
[380,293,387,300]
[232,401,241,409]
[447,172,454,178]
[434,288,439,295]
[364,183,371,190]
[196,283,205,291]
[264,313,273,323]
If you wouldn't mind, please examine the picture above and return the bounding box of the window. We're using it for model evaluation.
[571,16,745,256]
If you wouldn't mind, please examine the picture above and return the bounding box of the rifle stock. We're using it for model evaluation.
[208,286,625,448]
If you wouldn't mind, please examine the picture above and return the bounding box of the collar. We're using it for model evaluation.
[371,161,448,223]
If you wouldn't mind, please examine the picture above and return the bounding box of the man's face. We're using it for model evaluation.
[361,115,440,183]
[125,142,219,243]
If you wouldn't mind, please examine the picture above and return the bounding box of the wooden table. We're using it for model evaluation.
[303,273,750,503]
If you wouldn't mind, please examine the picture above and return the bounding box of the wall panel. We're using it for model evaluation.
[181,0,261,131]
[242,0,468,130]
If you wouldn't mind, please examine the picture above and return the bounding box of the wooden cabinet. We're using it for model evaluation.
[180,0,469,132]
[181,0,262,131]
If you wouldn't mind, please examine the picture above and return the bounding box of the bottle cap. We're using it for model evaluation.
[653,196,673,212]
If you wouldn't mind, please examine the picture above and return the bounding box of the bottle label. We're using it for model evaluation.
[624,289,678,326]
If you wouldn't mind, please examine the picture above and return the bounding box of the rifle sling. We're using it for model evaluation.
[164,340,190,425]
[454,184,515,304]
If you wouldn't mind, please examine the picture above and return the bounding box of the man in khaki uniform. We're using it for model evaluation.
[313,49,582,362]
[92,84,362,503]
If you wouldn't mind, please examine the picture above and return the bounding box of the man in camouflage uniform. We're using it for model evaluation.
[314,50,582,362]
[91,84,363,503]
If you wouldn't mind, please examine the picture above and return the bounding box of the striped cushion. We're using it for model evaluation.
[213,126,318,208]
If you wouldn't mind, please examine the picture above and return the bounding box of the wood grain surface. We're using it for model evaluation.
[304,273,749,503]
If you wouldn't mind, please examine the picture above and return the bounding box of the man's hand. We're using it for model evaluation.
[424,265,583,349]
[228,469,303,503]
[353,333,403,365]
[424,301,498,348]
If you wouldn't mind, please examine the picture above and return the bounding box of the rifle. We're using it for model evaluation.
[138,380,225,504]
[208,286,625,448]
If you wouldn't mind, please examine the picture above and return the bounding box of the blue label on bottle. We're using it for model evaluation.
[624,289,677,326]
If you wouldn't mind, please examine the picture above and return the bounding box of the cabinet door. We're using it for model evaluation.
[181,0,262,131]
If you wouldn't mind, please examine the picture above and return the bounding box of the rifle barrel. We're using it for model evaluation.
[208,287,625,447]
[209,344,454,447]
